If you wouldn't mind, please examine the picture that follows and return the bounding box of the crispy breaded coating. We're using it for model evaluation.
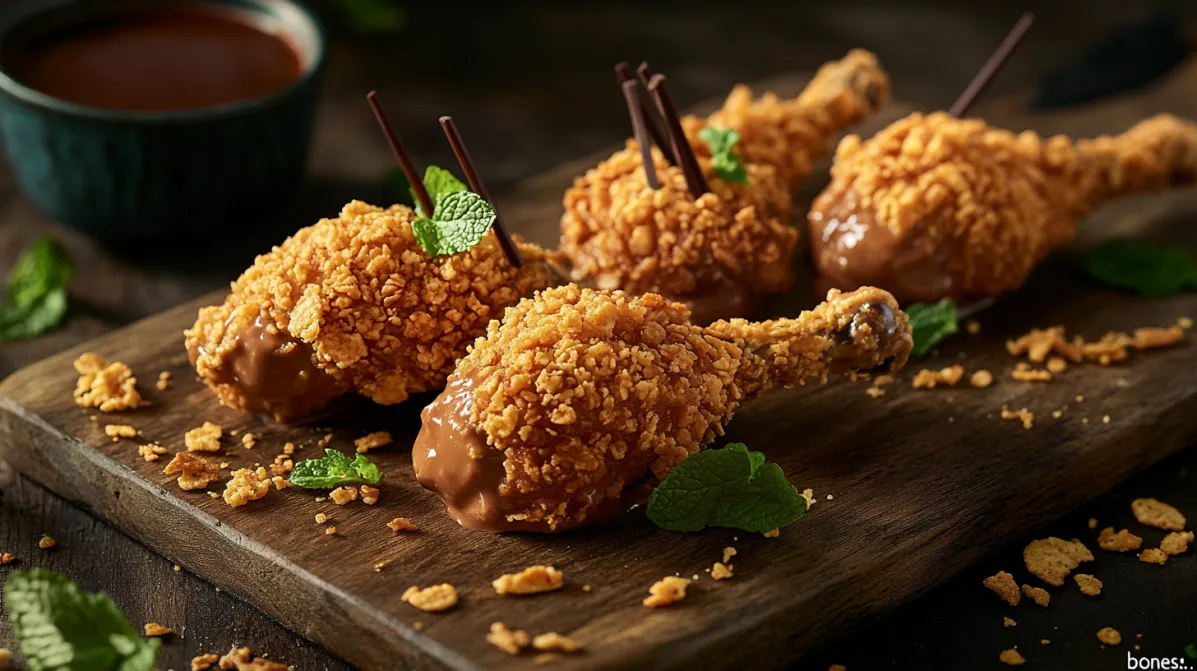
[186,201,554,422]
[810,112,1197,303]
[413,284,910,532]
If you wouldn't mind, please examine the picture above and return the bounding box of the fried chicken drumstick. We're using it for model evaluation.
[560,50,890,324]
[809,112,1197,304]
[413,283,911,533]
[185,201,554,423]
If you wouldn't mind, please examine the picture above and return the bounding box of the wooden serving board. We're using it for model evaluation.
[4,63,1197,671]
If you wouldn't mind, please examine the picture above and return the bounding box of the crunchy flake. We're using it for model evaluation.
[156,371,171,390]
[360,485,380,505]
[402,584,458,612]
[144,622,172,636]
[0,553,14,565]
[1023,537,1093,586]
[191,654,219,671]
[983,571,1020,606]
[1160,530,1193,555]
[643,576,690,607]
[1001,406,1034,429]
[1021,584,1050,607]
[722,547,737,563]
[1138,548,1167,565]
[354,431,392,453]
[217,646,287,671]
[1098,527,1143,552]
[762,528,780,538]
[104,424,138,441]
[912,365,964,389]
[999,648,1025,666]
[330,486,358,505]
[970,369,994,388]
[38,536,55,550]
[711,562,734,580]
[315,513,328,524]
[1011,362,1052,382]
[1003,617,1016,628]
[1096,627,1122,646]
[241,433,256,449]
[73,353,147,412]
[387,517,417,532]
[1007,327,1081,363]
[865,385,886,398]
[1046,357,1068,374]
[532,632,581,653]
[1131,497,1186,530]
[493,566,564,595]
[1074,574,1102,596]
[138,443,167,462]
[487,622,530,655]
[185,421,223,452]
[223,467,270,507]
[164,452,222,490]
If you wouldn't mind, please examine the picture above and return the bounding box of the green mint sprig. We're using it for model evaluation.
[646,443,806,533]
[905,299,958,358]
[1084,240,1197,298]
[411,190,497,258]
[413,166,468,217]
[338,0,406,34]
[288,449,382,489]
[697,126,748,185]
[0,236,73,342]
[4,568,159,671]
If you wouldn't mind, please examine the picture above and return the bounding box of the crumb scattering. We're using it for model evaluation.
[355,431,392,454]
[73,353,147,412]
[360,485,380,505]
[1021,584,1050,607]
[1096,627,1122,646]
[983,571,1020,606]
[1074,574,1102,596]
[711,562,734,580]
[722,546,737,564]
[1003,617,1017,628]
[1011,362,1052,382]
[763,528,780,538]
[185,421,223,453]
[1023,537,1092,586]
[217,645,288,671]
[487,622,530,655]
[969,369,994,388]
[330,486,359,505]
[1001,406,1034,430]
[387,517,417,532]
[493,565,564,596]
[138,443,167,462]
[1007,326,1081,364]
[532,632,582,653]
[104,424,138,441]
[315,513,328,524]
[0,553,14,565]
[912,365,965,389]
[1160,530,1193,556]
[325,526,337,535]
[865,385,886,398]
[1138,548,1168,565]
[241,433,256,449]
[38,536,55,550]
[223,467,270,507]
[191,654,219,671]
[643,576,690,607]
[1097,527,1143,552]
[156,371,171,390]
[999,648,1025,666]
[1046,356,1068,374]
[402,584,458,612]
[144,622,172,637]
[1131,497,1186,530]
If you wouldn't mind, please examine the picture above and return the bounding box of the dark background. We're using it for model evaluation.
[2,1,1197,669]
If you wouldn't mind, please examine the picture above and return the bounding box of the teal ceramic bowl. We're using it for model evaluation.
[0,0,324,241]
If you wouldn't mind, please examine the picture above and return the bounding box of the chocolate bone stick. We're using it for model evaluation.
[949,12,1035,117]
[620,79,660,189]
[438,116,523,268]
[616,61,676,166]
[647,73,710,198]
[366,91,435,218]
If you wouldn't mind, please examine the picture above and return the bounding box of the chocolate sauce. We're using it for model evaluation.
[808,182,960,304]
[187,315,342,424]
[677,268,768,325]
[11,7,302,112]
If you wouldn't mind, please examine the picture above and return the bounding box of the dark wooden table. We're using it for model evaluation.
[2,2,1196,669]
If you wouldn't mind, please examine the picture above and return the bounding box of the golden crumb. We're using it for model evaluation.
[138,443,167,462]
[223,467,270,507]
[1097,627,1122,646]
[317,433,333,448]
[865,386,886,398]
[73,353,147,412]
[1076,395,1085,402]
[643,576,690,607]
[532,632,582,653]
[801,488,815,507]
[360,485,380,505]
[912,365,965,389]
[283,442,295,455]
[156,370,171,390]
[1179,317,1193,329]
[1001,406,1034,429]
[1007,327,1082,364]
[970,369,994,388]
[173,565,181,572]
[487,622,530,655]
[184,422,222,452]
[1131,497,1186,530]
[387,517,417,532]
[1003,617,1016,628]
[330,486,358,505]
[0,553,14,565]
[1011,362,1052,382]
[38,536,55,550]
[217,645,287,671]
[966,320,980,334]
[582,584,592,592]
[983,572,1020,606]
[1046,357,1068,374]
[763,528,780,538]
[711,562,734,580]
[1160,530,1193,555]
[1041,639,1050,645]
[1021,584,1050,607]
[269,455,293,477]
[723,547,737,563]
[354,431,392,454]
[402,584,458,612]
[191,654,219,671]
[1098,528,1142,552]
[1088,518,1097,529]
[1139,548,1168,565]
[144,622,172,637]
[999,648,1025,666]
[241,433,256,449]
[325,527,337,535]
[1074,574,1102,596]
[493,566,564,596]
[1132,326,1185,350]
[270,476,290,491]
[1102,415,1111,424]
[104,424,138,441]
[1023,537,1093,586]
[315,513,328,524]
[874,374,895,386]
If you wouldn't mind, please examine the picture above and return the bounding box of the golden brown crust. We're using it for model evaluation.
[186,201,554,416]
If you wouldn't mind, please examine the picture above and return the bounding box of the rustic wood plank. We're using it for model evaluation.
[2,60,1197,670]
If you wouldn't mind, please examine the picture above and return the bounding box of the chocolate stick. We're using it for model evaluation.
[366,91,435,218]
[948,12,1035,117]
[438,116,523,268]
[621,80,660,189]
[647,74,709,198]
[616,62,676,165]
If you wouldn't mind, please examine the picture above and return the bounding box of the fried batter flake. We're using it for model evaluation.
[1098,527,1143,552]
[983,571,1020,606]
[492,566,564,596]
[1131,498,1186,530]
[163,452,221,491]
[1023,537,1093,586]
[402,584,458,612]
[643,576,690,607]
[73,354,146,412]
[223,467,270,507]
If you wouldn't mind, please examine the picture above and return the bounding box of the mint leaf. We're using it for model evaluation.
[0,288,67,341]
[905,299,958,357]
[410,191,496,257]
[698,126,748,185]
[288,449,382,489]
[646,443,806,533]
[339,0,406,34]
[4,568,159,671]
[412,165,467,217]
[1084,239,1197,298]
[0,236,73,342]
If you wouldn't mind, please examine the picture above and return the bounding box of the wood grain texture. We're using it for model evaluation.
[3,60,1197,671]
